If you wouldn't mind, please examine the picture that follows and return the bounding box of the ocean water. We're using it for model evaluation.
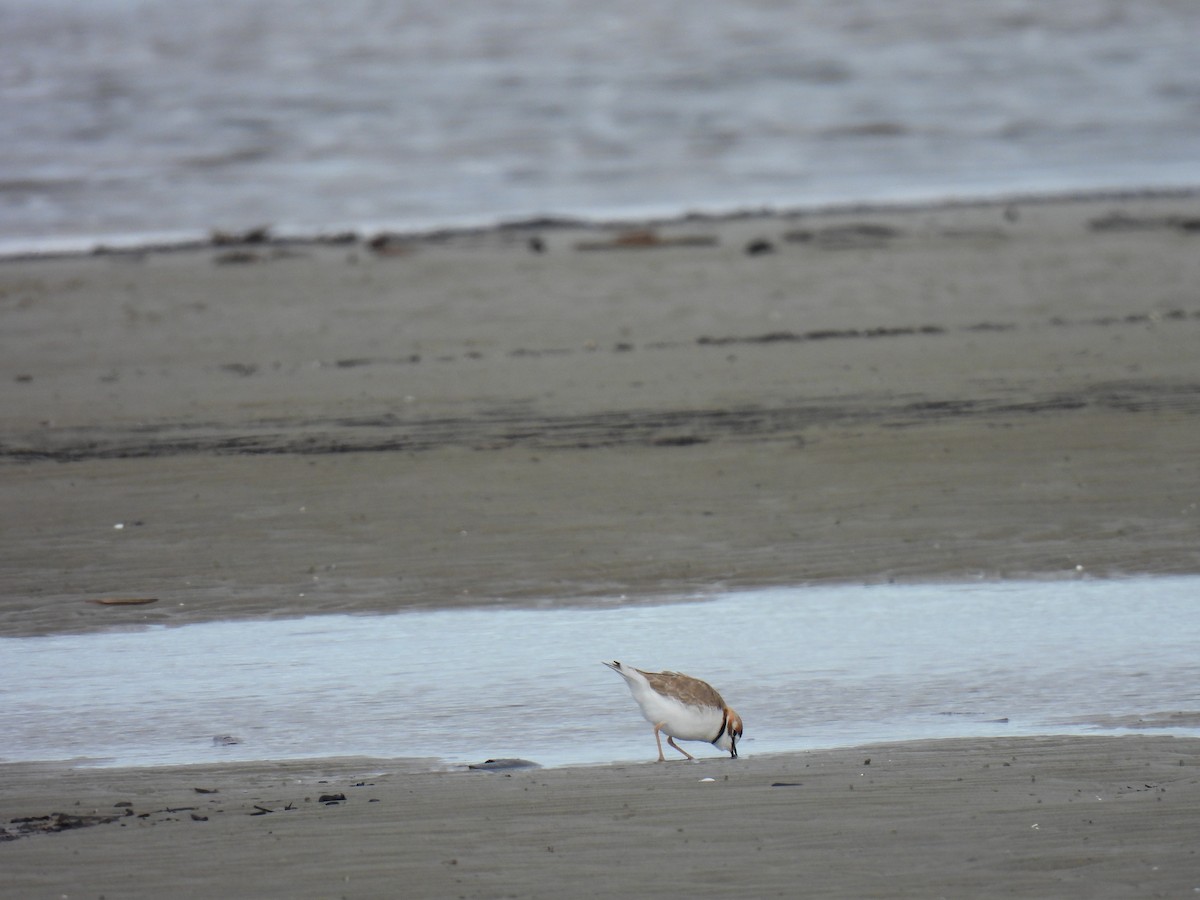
[3,577,1198,769]
[2,0,1199,252]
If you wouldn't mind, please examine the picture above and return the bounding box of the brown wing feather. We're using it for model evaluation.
[638,668,726,709]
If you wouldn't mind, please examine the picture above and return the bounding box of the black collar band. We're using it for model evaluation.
[712,711,728,744]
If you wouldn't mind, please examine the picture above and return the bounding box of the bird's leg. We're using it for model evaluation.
[652,724,668,762]
[666,735,697,761]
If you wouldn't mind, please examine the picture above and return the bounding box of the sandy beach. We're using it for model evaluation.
[2,192,1200,895]
[3,192,1200,635]
[2,736,1199,899]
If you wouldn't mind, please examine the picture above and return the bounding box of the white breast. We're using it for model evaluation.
[627,679,724,742]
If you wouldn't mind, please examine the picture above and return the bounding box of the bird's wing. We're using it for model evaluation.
[639,669,726,708]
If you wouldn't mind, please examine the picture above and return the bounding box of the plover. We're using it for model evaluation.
[603,660,743,761]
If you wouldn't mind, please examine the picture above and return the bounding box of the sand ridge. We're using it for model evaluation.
[2,194,1199,636]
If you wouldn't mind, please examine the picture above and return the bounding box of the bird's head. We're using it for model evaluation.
[714,708,743,758]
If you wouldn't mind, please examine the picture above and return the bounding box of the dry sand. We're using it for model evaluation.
[2,192,1200,896]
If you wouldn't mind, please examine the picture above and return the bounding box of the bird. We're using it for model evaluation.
[603,660,743,761]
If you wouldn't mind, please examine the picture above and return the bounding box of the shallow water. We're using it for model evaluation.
[3,0,1199,251]
[3,577,1198,769]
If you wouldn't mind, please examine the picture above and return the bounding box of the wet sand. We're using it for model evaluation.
[3,737,1199,898]
[2,192,1200,895]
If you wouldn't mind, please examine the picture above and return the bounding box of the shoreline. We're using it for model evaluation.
[6,718,1200,776]
[2,182,1198,262]
[3,728,1196,777]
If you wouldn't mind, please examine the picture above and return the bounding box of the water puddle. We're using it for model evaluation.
[3,577,1198,769]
